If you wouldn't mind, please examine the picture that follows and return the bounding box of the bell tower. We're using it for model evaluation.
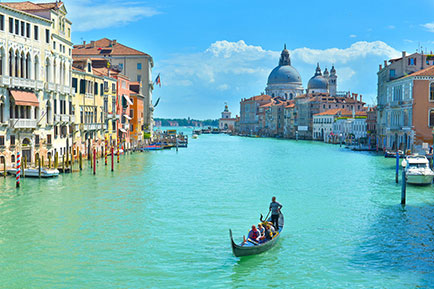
[329,65,337,96]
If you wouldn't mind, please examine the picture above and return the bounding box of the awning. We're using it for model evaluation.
[10,90,39,106]
[123,94,133,106]
[123,114,132,120]
[119,128,127,133]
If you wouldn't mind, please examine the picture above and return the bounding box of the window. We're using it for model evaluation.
[35,135,40,145]
[9,17,13,33]
[87,63,91,72]
[130,109,133,117]
[112,83,116,93]
[26,23,30,38]
[0,136,4,146]
[0,15,4,31]
[80,79,86,94]
[54,99,57,114]
[72,77,78,91]
[94,82,98,95]
[137,75,141,82]
[14,19,19,35]
[10,135,15,145]
[100,83,103,96]
[11,155,15,163]
[430,109,434,127]
[430,83,434,101]
[122,80,126,89]
[137,63,142,70]
[20,21,24,36]
[53,41,56,50]
[390,69,395,78]
[34,25,38,40]
[47,134,52,145]
[45,29,50,43]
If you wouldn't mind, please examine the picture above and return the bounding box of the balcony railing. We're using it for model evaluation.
[0,75,10,86]
[36,80,43,90]
[69,115,76,123]
[83,123,99,131]
[46,82,55,91]
[60,114,69,122]
[9,118,37,129]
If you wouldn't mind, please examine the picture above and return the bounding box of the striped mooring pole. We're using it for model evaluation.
[117,140,120,163]
[16,151,21,188]
[105,137,108,166]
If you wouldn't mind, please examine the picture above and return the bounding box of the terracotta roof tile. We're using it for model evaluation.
[2,1,62,12]
[73,38,150,57]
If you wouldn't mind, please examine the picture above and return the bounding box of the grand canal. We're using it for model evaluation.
[1,131,434,288]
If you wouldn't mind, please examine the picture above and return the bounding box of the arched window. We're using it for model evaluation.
[34,55,39,81]
[15,51,19,77]
[9,50,13,76]
[430,82,434,101]
[26,53,31,79]
[11,154,15,163]
[45,58,50,82]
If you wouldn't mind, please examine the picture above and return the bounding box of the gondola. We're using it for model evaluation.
[229,212,284,257]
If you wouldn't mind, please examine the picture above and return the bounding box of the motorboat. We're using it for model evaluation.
[385,150,404,158]
[7,167,59,178]
[402,155,434,185]
[192,134,198,139]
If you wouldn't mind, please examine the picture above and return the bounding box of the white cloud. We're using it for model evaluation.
[290,41,400,65]
[349,34,357,38]
[387,25,396,29]
[217,84,229,91]
[422,22,434,33]
[65,0,159,31]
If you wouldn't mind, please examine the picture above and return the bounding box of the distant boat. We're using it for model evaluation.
[141,145,163,151]
[8,168,59,178]
[385,150,404,158]
[192,134,198,139]
[229,212,284,257]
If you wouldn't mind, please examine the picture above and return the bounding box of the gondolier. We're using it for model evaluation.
[269,196,282,230]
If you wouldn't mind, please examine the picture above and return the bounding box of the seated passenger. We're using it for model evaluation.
[267,222,276,233]
[257,223,265,238]
[248,225,260,243]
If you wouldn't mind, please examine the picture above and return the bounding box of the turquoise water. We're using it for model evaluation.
[1,130,434,288]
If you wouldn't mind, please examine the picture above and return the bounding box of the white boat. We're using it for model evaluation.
[402,155,434,185]
[192,134,198,139]
[7,168,60,178]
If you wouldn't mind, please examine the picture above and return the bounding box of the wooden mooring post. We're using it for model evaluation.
[395,150,399,184]
[23,155,26,178]
[79,152,83,171]
[38,156,41,178]
[401,169,407,205]
[111,147,114,172]
[93,148,96,175]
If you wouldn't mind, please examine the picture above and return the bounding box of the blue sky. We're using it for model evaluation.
[25,0,434,118]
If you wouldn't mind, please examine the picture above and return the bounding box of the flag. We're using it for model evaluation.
[154,97,160,108]
[155,73,161,87]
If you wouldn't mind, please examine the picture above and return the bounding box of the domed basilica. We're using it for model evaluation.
[265,45,338,99]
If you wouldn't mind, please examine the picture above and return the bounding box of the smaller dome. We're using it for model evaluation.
[308,63,328,90]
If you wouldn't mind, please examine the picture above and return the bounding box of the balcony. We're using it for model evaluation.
[10,77,36,89]
[46,82,55,91]
[9,118,37,129]
[69,115,76,123]
[61,114,69,122]
[36,80,44,90]
[0,75,10,86]
[61,85,71,94]
[83,123,99,131]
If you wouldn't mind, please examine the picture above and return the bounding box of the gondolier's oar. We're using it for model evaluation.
[260,210,271,222]
[248,238,259,246]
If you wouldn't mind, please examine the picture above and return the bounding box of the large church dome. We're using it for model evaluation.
[267,45,302,86]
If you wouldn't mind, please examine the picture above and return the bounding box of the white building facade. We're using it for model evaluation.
[0,1,73,168]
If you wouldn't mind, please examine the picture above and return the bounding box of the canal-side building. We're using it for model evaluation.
[332,111,367,144]
[218,104,237,132]
[129,81,144,147]
[73,38,154,137]
[0,1,73,169]
[312,109,349,141]
[376,51,432,150]
[264,98,286,137]
[239,94,271,134]
[379,65,434,151]
[366,106,377,148]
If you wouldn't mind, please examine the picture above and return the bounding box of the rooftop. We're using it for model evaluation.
[73,38,150,57]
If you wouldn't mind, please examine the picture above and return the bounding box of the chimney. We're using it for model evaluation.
[83,40,86,46]
[113,40,117,45]
[402,51,406,58]
[379,64,382,70]
[384,60,387,67]
[360,95,362,103]
[90,41,95,48]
